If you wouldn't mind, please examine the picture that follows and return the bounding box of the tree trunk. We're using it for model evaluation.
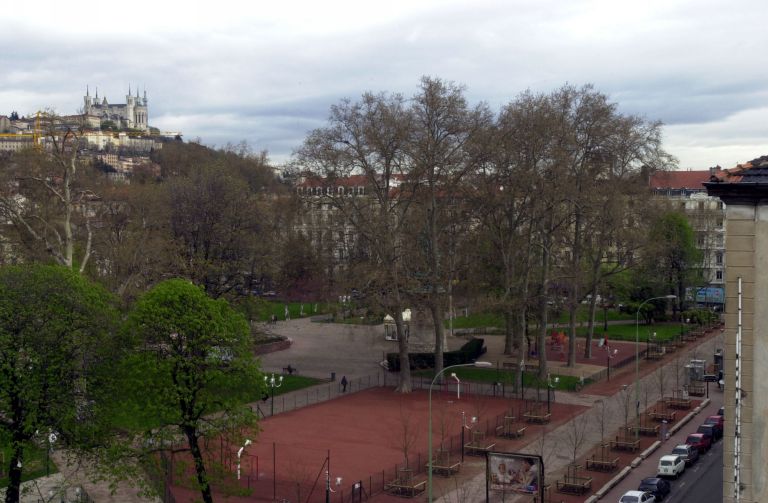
[394,307,412,393]
[4,440,24,503]
[503,310,514,355]
[585,293,598,359]
[183,425,214,503]
[430,303,445,379]
[537,245,550,381]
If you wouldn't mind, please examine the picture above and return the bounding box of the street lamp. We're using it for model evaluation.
[547,376,560,414]
[428,361,492,503]
[237,439,252,480]
[264,373,283,416]
[635,295,676,438]
[325,469,342,503]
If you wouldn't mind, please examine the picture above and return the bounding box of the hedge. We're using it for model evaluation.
[386,338,486,371]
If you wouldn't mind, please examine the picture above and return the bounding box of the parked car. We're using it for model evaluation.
[704,415,724,438]
[686,433,712,453]
[657,454,686,478]
[638,477,671,501]
[671,444,700,465]
[619,490,656,503]
[697,423,719,443]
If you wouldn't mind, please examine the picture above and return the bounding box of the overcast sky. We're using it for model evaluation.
[3,0,766,169]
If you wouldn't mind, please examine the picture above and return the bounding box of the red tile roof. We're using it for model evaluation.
[650,169,726,190]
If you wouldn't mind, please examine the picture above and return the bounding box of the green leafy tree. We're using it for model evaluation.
[644,211,702,316]
[121,279,260,503]
[0,265,118,503]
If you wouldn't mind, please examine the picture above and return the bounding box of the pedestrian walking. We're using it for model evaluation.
[341,375,348,393]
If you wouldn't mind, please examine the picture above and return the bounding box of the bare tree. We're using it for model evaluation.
[0,114,95,272]
[653,365,669,404]
[394,402,421,474]
[615,383,634,430]
[297,92,417,392]
[404,76,492,378]
[563,412,590,466]
[592,398,612,446]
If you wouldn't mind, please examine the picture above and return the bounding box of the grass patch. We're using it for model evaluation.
[416,368,586,391]
[0,443,56,488]
[448,307,634,330]
[255,301,332,322]
[576,322,690,342]
[111,373,322,432]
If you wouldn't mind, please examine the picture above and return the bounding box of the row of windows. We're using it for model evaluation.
[297,186,366,196]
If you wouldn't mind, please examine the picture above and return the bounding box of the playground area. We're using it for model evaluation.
[166,386,586,503]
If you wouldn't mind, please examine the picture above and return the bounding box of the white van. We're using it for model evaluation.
[657,454,685,478]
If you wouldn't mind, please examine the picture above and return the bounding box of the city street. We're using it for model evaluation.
[605,392,724,502]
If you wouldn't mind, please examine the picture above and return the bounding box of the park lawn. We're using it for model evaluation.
[575,322,691,342]
[0,443,56,488]
[110,374,322,432]
[448,307,634,330]
[417,368,585,391]
[256,301,331,322]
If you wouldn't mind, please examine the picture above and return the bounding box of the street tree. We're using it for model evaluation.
[0,264,118,503]
[0,116,96,272]
[297,91,417,392]
[404,77,492,377]
[643,211,702,316]
[121,279,260,503]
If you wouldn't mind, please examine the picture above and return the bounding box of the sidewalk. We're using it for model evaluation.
[434,328,722,502]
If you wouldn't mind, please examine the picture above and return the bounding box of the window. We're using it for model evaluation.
[716,252,723,265]
[698,201,705,211]
[716,270,723,280]
[718,201,724,210]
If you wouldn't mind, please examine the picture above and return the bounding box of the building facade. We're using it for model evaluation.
[706,155,768,503]
[650,168,727,292]
[83,86,148,131]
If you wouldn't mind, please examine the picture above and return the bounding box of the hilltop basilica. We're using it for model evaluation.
[83,85,148,131]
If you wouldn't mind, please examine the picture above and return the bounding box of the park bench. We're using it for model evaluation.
[649,410,677,422]
[427,450,461,477]
[464,441,496,456]
[556,475,592,495]
[610,436,640,452]
[627,424,660,436]
[384,480,426,498]
[666,397,692,409]
[523,411,551,424]
[282,365,298,375]
[502,361,538,372]
[585,455,619,472]
[495,416,527,439]
[646,349,665,360]
[464,431,495,456]
[426,460,461,477]
[496,424,527,439]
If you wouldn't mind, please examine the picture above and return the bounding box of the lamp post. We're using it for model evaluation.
[264,373,283,416]
[635,295,676,438]
[325,468,342,503]
[237,439,252,480]
[428,361,492,503]
[547,376,559,414]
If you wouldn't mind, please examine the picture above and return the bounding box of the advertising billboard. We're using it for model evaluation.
[486,452,543,501]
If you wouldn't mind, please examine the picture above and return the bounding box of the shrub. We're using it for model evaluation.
[385,338,485,371]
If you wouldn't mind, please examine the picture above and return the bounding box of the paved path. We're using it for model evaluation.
[434,330,722,502]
